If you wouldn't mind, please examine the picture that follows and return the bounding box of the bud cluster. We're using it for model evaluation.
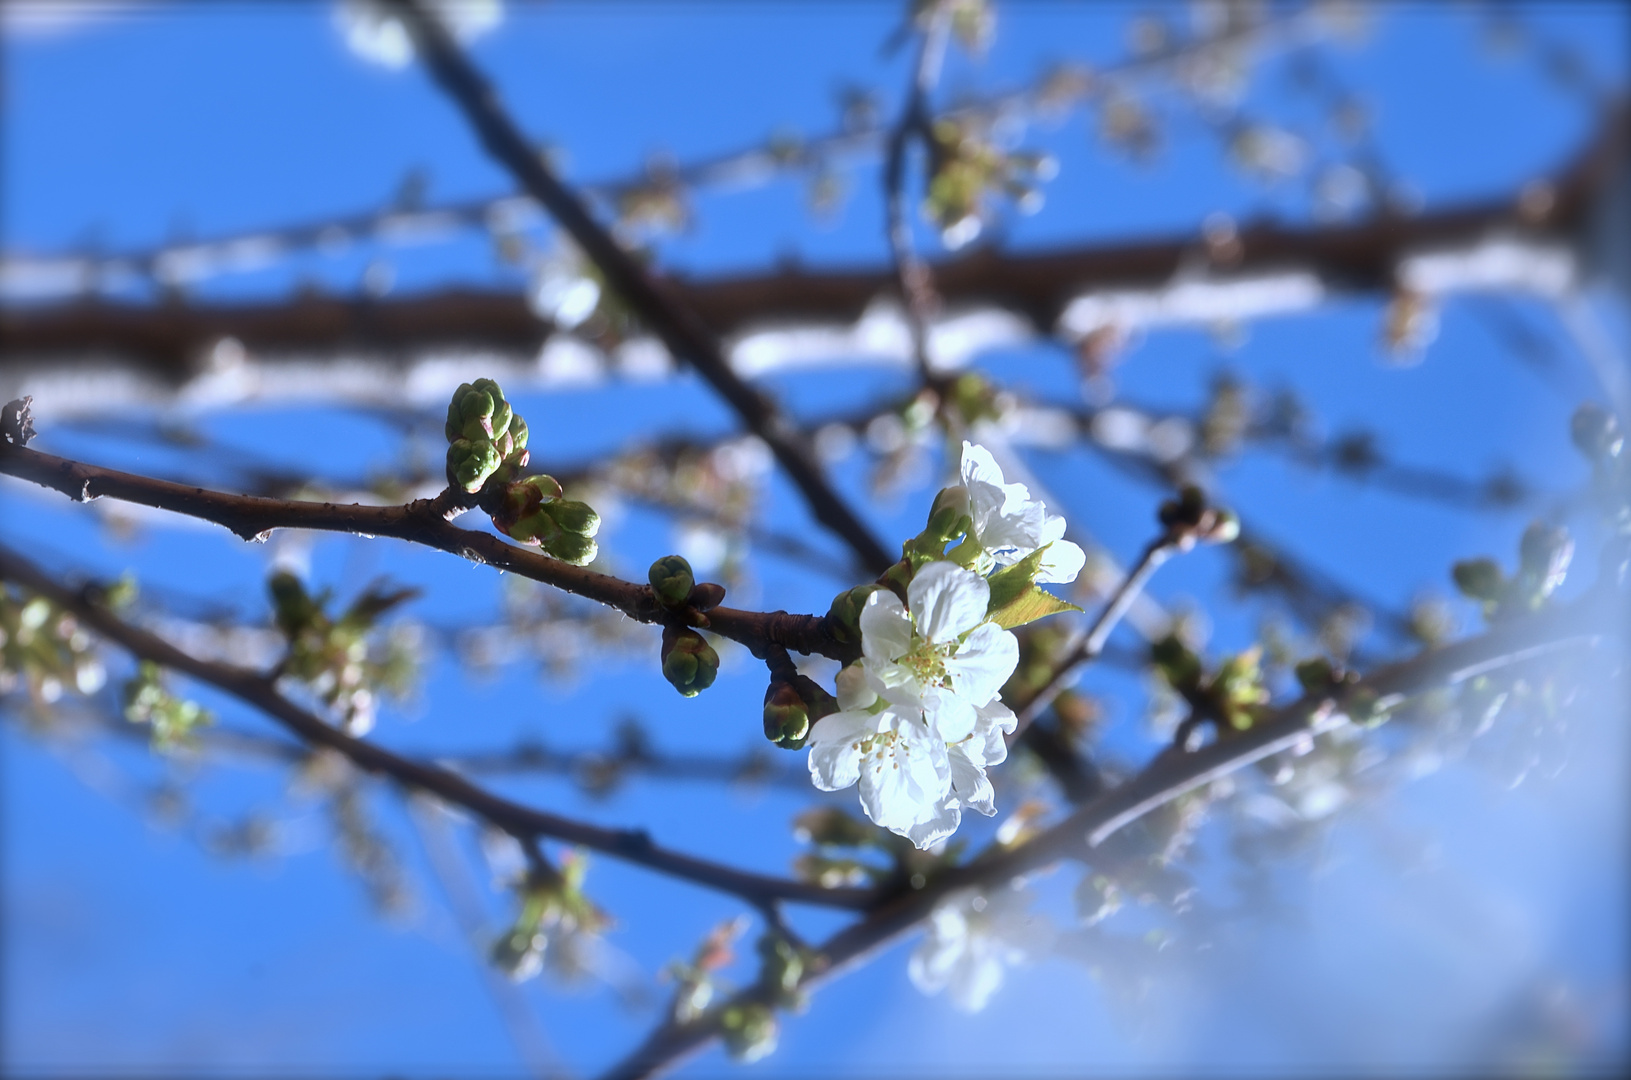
[444,379,602,565]
[0,586,106,705]
[923,118,1056,249]
[489,851,608,984]
[489,474,601,565]
[1153,633,1269,740]
[123,659,213,748]
[268,571,418,736]
[646,556,732,698]
[445,379,529,494]
[660,625,719,698]
[762,673,836,750]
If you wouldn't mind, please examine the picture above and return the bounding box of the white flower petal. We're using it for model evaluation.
[806,710,876,791]
[946,622,1020,705]
[857,717,949,835]
[908,561,990,644]
[960,441,1007,491]
[834,662,877,711]
[970,699,1017,768]
[859,590,912,666]
[905,798,963,849]
[1035,539,1086,584]
[924,685,977,744]
[949,745,997,816]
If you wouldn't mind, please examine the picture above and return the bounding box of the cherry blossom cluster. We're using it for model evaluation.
[806,443,1086,848]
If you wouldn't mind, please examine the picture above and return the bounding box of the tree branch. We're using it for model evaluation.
[0,442,852,662]
[0,542,871,911]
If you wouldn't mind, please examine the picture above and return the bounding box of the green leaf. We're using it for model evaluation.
[987,583,1082,630]
[984,547,1048,615]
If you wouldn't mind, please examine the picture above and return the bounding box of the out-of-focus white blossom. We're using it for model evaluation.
[909,882,1052,1011]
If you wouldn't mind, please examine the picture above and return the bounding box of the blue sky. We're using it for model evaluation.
[4,2,1629,1076]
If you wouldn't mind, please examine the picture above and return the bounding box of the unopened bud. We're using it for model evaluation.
[757,934,805,1002]
[268,571,319,637]
[763,683,810,746]
[661,627,719,697]
[1151,633,1202,691]
[923,485,972,544]
[825,584,879,645]
[1452,558,1505,604]
[649,555,696,608]
[1294,657,1336,695]
[1158,485,1210,536]
[448,438,502,493]
[720,1002,778,1063]
[548,499,600,538]
[546,532,598,566]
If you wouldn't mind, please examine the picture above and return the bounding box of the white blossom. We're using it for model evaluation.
[909,882,1053,1012]
[958,441,1086,583]
[807,561,1019,848]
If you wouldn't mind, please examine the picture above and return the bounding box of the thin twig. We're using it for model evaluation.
[389,0,895,574]
[1008,537,1174,742]
[883,3,952,389]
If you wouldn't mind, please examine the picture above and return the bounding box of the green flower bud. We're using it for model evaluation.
[507,507,563,547]
[1294,657,1336,696]
[757,933,804,1003]
[448,438,502,493]
[649,555,695,608]
[444,397,464,444]
[546,500,600,539]
[268,571,320,637]
[545,532,598,566]
[763,683,810,746]
[1452,558,1505,604]
[661,627,719,697]
[1570,403,1622,462]
[720,1002,778,1063]
[489,398,513,441]
[1150,633,1201,691]
[1345,686,1390,729]
[825,584,879,646]
[458,388,496,438]
[924,485,972,544]
[522,473,563,500]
